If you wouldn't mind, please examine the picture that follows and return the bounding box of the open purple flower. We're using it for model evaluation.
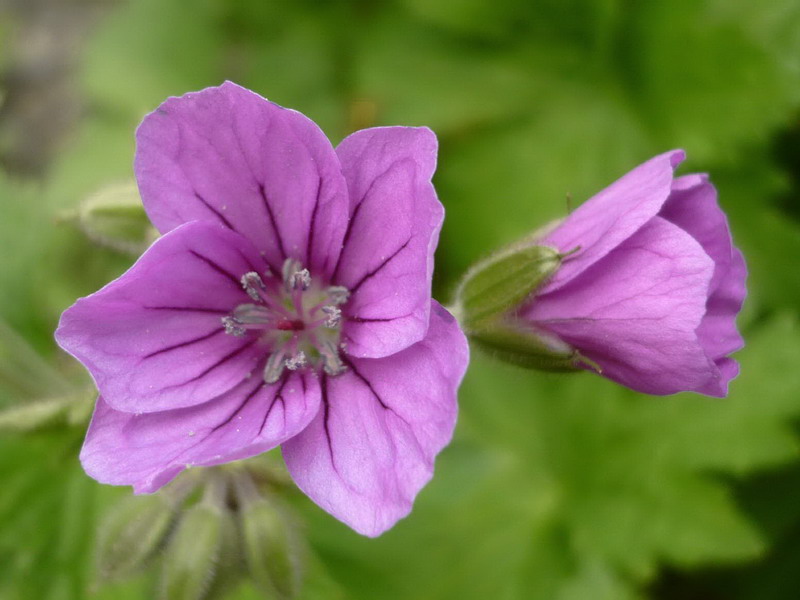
[56,82,468,536]
[521,150,746,396]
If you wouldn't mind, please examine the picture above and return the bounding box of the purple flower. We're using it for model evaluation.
[521,150,746,396]
[55,82,468,536]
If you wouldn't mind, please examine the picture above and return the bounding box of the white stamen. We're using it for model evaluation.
[286,351,307,371]
[241,272,266,302]
[327,286,350,305]
[263,349,287,384]
[221,316,245,337]
[282,258,311,290]
[291,268,311,290]
[319,338,346,376]
[233,303,272,324]
[321,305,341,328]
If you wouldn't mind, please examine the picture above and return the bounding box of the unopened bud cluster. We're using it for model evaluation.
[94,460,304,600]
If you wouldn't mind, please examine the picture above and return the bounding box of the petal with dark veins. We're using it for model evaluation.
[135,82,349,276]
[335,127,443,358]
[56,221,267,413]
[81,373,320,493]
[282,302,467,536]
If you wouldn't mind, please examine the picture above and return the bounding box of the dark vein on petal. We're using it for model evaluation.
[144,306,228,314]
[348,237,412,295]
[305,176,322,266]
[163,339,257,391]
[259,183,287,260]
[344,357,412,430]
[331,163,399,281]
[189,250,242,289]
[320,374,342,477]
[143,328,223,359]
[194,191,235,230]
[235,246,276,278]
[346,314,410,323]
[210,380,263,434]
[258,377,289,436]
[342,358,386,409]
[331,192,370,281]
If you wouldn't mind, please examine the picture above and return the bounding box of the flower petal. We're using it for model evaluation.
[80,373,320,493]
[694,247,747,396]
[660,175,747,383]
[282,302,467,536]
[540,150,685,293]
[56,221,268,413]
[334,127,443,358]
[526,217,719,395]
[135,81,349,276]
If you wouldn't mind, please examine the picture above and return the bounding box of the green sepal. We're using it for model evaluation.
[159,502,226,600]
[66,181,157,255]
[95,494,175,583]
[234,471,302,600]
[470,320,581,373]
[456,244,562,330]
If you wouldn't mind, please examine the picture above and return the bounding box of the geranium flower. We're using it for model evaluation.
[520,150,746,396]
[56,82,468,536]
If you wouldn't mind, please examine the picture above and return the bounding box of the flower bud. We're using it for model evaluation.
[69,180,158,255]
[95,494,173,582]
[454,241,584,370]
[159,502,226,600]
[455,243,563,330]
[235,472,302,599]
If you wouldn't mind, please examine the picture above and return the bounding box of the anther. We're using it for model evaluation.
[233,303,272,324]
[241,272,266,302]
[292,269,311,290]
[326,286,350,305]
[263,349,287,384]
[319,339,346,377]
[282,258,311,291]
[221,316,245,337]
[285,351,307,371]
[321,305,341,328]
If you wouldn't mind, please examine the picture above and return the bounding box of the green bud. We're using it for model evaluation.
[201,507,243,600]
[470,321,580,372]
[455,244,563,330]
[159,502,225,600]
[68,181,157,255]
[95,494,174,582]
[235,473,302,599]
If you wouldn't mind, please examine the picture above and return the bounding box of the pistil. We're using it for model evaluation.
[222,258,350,384]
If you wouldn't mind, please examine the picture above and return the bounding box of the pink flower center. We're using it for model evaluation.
[221,258,349,384]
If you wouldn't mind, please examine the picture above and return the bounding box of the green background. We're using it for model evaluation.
[2,0,800,598]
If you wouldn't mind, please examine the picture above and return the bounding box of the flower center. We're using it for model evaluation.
[221,258,350,384]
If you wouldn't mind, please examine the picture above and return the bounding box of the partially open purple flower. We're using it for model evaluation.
[521,150,746,396]
[56,82,468,536]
